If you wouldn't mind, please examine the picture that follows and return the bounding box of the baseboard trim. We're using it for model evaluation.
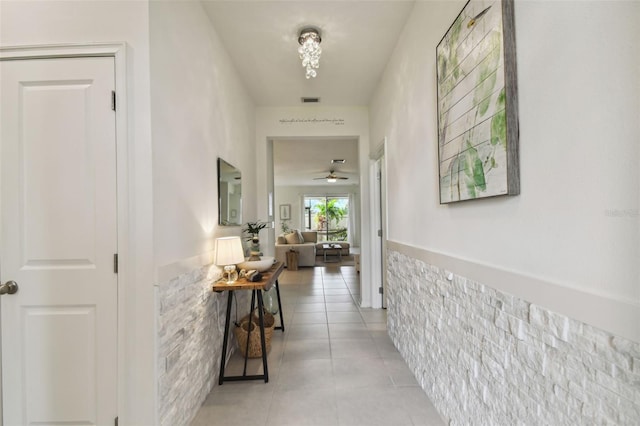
[387,240,640,342]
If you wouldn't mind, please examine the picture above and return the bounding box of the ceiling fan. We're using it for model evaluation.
[313,170,348,183]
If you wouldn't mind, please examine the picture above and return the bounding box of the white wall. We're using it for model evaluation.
[0,1,156,424]
[150,1,256,273]
[370,0,640,340]
[149,3,256,423]
[274,185,361,245]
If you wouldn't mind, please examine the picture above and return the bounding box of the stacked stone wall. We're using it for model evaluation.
[157,265,248,426]
[387,250,640,425]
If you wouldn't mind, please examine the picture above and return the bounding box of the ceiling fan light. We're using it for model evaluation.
[327,178,337,183]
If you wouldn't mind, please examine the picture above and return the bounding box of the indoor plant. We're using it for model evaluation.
[243,220,267,260]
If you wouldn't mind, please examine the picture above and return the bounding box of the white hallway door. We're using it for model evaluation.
[1,57,118,425]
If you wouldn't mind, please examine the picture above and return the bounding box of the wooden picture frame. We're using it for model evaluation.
[436,0,520,203]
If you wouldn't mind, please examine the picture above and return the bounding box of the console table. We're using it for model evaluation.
[212,261,285,384]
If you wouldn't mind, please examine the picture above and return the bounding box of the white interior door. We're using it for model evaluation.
[1,57,118,426]
[379,155,388,309]
[372,158,386,308]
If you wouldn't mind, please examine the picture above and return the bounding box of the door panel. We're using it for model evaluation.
[25,306,96,422]
[22,81,97,267]
[1,57,117,426]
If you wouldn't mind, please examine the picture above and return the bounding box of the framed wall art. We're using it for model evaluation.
[279,204,291,220]
[437,0,520,203]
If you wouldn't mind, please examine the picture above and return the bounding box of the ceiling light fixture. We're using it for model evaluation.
[298,27,322,79]
[313,170,348,183]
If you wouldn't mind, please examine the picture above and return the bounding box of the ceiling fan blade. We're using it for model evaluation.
[312,170,349,180]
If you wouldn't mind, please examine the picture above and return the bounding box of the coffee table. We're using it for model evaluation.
[321,244,342,263]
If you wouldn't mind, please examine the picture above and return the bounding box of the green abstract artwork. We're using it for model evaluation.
[437,0,519,203]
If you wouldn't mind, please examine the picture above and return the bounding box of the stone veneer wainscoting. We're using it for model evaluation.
[387,250,640,425]
[157,264,250,426]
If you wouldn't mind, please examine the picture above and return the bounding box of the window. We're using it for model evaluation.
[304,196,349,242]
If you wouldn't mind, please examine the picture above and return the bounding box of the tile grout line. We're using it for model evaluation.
[321,267,336,362]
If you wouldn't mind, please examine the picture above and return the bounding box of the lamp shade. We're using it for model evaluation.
[214,236,244,266]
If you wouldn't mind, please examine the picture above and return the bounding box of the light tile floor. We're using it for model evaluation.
[191,265,445,426]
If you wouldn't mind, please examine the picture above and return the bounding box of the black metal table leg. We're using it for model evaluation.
[256,289,269,382]
[242,290,257,376]
[219,289,270,384]
[218,290,234,385]
[274,279,285,332]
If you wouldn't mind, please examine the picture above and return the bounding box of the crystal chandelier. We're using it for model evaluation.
[298,27,322,79]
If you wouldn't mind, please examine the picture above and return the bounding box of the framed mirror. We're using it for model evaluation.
[217,158,242,226]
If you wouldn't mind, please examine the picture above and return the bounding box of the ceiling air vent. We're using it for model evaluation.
[301,97,320,103]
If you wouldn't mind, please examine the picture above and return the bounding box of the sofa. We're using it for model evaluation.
[275,230,317,267]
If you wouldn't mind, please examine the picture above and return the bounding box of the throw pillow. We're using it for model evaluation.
[277,235,287,245]
[296,230,305,243]
[284,231,302,244]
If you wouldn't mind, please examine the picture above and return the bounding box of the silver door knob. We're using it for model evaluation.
[0,280,18,295]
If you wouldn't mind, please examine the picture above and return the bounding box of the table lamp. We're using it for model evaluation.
[214,236,245,284]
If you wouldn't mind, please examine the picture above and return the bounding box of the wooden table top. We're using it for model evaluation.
[212,261,284,292]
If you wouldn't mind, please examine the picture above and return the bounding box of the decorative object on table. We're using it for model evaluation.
[237,256,275,272]
[436,0,519,203]
[298,27,322,79]
[214,236,244,284]
[246,270,263,282]
[243,220,267,260]
[279,204,291,220]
